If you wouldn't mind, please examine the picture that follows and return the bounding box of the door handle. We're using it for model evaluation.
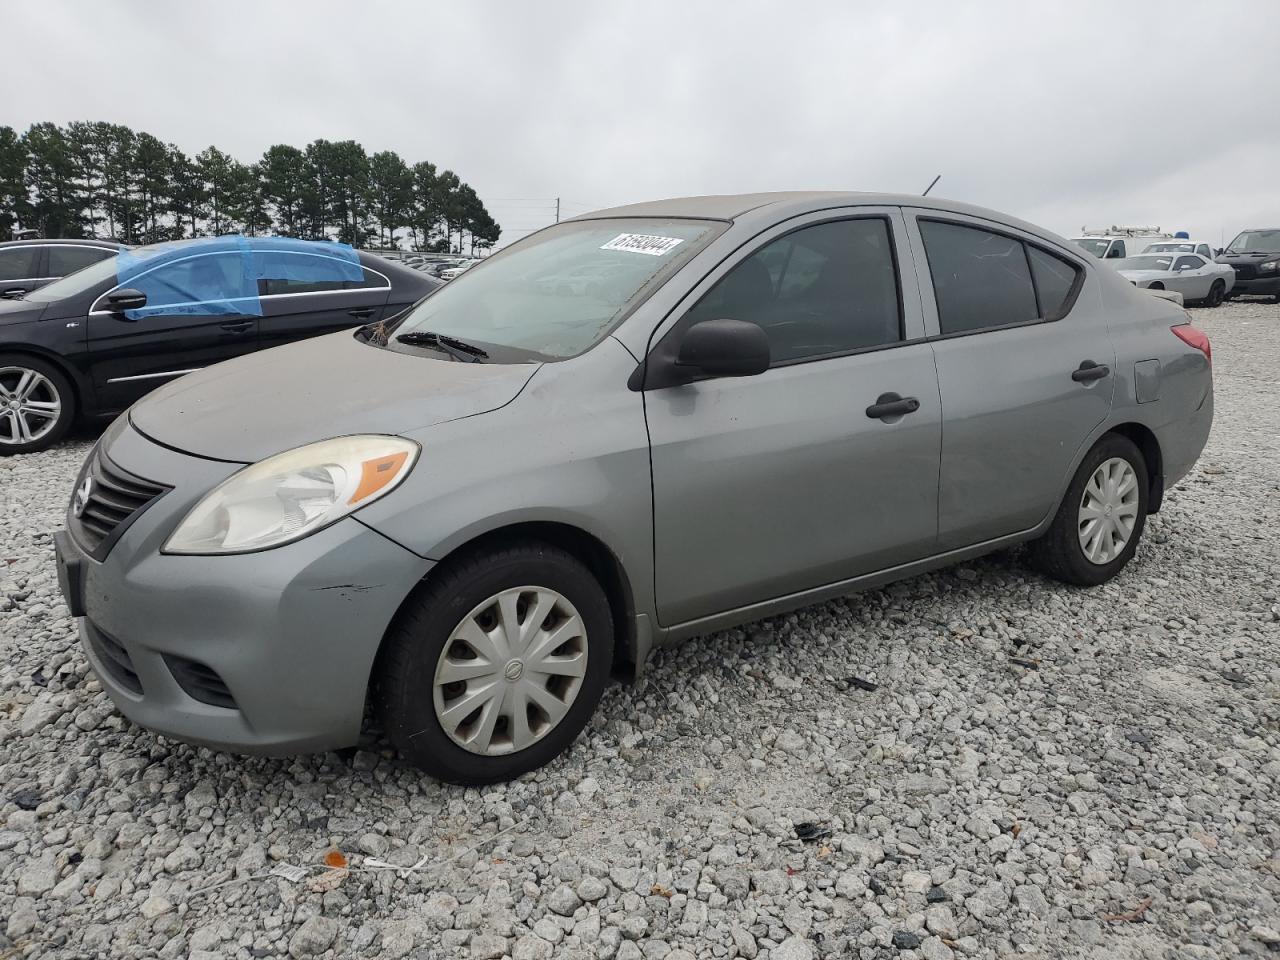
[1071,360,1110,383]
[865,392,921,420]
[219,320,253,334]
[348,308,376,320]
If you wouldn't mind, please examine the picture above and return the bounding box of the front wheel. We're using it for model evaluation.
[0,355,75,455]
[1028,434,1149,586]
[374,541,614,784]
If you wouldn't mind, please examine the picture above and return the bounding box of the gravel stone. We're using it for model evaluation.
[1,304,1278,959]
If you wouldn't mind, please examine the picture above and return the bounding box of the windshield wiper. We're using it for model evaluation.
[395,330,489,362]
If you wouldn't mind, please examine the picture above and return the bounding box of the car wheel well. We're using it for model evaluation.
[1148,281,1165,290]
[1106,423,1164,513]
[380,522,638,683]
[0,347,83,414]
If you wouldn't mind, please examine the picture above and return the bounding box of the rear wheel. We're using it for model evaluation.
[374,541,614,784]
[1028,433,1149,586]
[0,355,75,455]
[1204,280,1225,308]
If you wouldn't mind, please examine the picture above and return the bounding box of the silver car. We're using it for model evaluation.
[1116,252,1235,306]
[53,193,1214,784]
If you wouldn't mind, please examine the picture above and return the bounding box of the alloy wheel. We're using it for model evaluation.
[0,366,62,447]
[1077,457,1140,565]
[433,586,588,756]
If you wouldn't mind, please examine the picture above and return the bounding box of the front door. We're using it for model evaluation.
[86,250,260,411]
[905,210,1115,550]
[1168,255,1209,299]
[645,210,942,626]
[255,250,395,352]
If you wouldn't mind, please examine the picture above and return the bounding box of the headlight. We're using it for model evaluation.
[1260,260,1278,272]
[164,435,419,554]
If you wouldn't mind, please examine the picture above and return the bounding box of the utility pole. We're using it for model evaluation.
[555,197,560,223]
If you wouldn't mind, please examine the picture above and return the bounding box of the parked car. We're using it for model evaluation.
[1072,227,1171,260]
[1140,239,1217,259]
[53,192,1213,784]
[0,236,439,453]
[1216,228,1280,302]
[1116,252,1234,306]
[439,260,476,280]
[0,238,124,298]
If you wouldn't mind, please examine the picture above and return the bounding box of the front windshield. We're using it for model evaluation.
[1073,238,1110,257]
[385,218,719,360]
[1119,256,1174,271]
[1225,229,1280,254]
[23,255,120,302]
[1144,242,1194,253]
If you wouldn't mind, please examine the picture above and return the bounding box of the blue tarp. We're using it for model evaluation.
[112,237,362,320]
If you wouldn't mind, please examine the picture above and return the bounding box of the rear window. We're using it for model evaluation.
[48,245,114,276]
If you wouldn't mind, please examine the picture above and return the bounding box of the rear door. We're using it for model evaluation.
[46,244,117,285]
[905,210,1114,550]
[257,253,393,352]
[86,251,260,411]
[645,209,942,625]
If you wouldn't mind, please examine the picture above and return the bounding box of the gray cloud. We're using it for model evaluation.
[7,0,1274,247]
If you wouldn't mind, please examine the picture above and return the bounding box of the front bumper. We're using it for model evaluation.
[1227,275,1280,296]
[56,420,434,755]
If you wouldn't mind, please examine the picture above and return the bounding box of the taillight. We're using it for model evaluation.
[1171,324,1211,365]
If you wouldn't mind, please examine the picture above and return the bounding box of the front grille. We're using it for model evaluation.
[69,449,168,559]
[164,655,237,710]
[1231,263,1257,280]
[85,622,143,695]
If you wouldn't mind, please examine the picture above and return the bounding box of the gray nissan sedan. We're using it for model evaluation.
[54,193,1213,784]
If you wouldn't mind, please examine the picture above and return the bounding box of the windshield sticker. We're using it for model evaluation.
[601,233,684,256]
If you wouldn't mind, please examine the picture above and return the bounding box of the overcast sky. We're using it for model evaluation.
[8,1,1276,248]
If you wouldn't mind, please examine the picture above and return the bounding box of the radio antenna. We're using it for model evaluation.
[922,174,941,197]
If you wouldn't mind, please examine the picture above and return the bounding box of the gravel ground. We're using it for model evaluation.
[2,300,1279,960]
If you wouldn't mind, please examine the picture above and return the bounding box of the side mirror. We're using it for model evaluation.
[105,288,147,313]
[1,287,26,299]
[675,318,770,378]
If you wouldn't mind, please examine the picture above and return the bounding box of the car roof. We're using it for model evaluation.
[0,238,124,249]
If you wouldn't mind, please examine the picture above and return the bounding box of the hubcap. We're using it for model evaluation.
[0,366,61,447]
[1078,457,1140,565]
[433,586,588,756]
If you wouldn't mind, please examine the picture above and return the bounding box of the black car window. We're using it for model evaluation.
[258,252,387,295]
[1026,245,1082,321]
[48,245,114,277]
[1109,241,1126,258]
[920,221,1040,335]
[124,253,256,310]
[0,248,40,282]
[1196,244,1211,258]
[683,218,902,364]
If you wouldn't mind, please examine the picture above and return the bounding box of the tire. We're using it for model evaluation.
[1204,280,1225,308]
[0,354,75,455]
[374,540,614,784]
[1027,433,1149,587]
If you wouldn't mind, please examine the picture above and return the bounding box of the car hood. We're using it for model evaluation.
[0,298,47,324]
[1117,270,1171,282]
[1218,253,1280,265]
[129,330,541,462]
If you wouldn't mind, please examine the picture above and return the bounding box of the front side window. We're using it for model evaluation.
[1174,256,1202,271]
[1196,245,1211,258]
[0,247,39,282]
[48,245,114,276]
[119,253,257,313]
[387,218,718,361]
[1107,241,1126,259]
[682,218,902,364]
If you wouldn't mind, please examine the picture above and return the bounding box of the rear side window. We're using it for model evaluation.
[1026,246,1082,321]
[0,247,40,281]
[921,220,1081,334]
[48,245,114,276]
[258,252,386,294]
[683,217,902,363]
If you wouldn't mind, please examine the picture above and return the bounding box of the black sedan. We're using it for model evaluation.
[0,236,440,453]
[0,238,124,298]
